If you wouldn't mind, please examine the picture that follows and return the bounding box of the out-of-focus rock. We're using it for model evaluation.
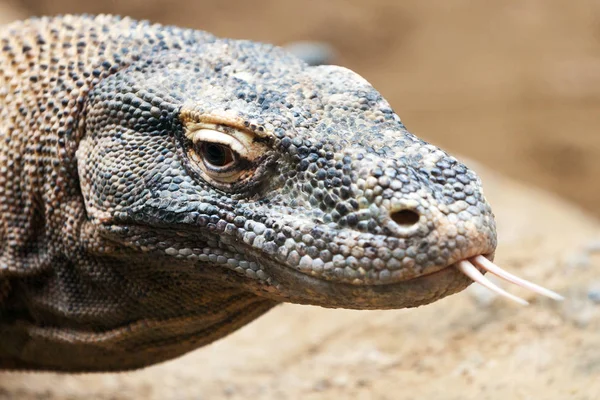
[283,41,336,66]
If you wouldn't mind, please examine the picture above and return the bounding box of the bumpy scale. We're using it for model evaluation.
[0,15,560,372]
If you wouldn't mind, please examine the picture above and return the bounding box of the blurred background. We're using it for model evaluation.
[1,0,599,215]
[1,2,599,399]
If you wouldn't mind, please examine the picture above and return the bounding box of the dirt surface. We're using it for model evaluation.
[0,2,599,399]
[0,163,599,399]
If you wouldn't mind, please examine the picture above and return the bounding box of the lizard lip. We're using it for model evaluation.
[263,257,474,309]
[264,253,564,309]
[451,255,564,305]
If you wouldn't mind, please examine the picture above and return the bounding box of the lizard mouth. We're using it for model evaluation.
[263,253,563,309]
[451,255,563,305]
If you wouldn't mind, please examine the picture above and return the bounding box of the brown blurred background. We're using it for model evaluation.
[1,2,599,399]
[2,0,599,215]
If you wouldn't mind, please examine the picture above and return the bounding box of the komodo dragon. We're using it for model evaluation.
[0,15,562,372]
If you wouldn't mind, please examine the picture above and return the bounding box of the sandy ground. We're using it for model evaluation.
[0,164,599,399]
[0,1,599,399]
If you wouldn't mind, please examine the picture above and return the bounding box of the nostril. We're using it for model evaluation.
[391,209,420,227]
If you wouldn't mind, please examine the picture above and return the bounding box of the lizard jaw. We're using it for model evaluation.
[260,257,474,309]
[255,253,563,309]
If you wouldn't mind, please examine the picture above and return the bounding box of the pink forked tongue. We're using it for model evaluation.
[456,255,564,305]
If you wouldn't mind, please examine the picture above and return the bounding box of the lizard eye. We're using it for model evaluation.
[199,142,236,168]
[185,126,267,185]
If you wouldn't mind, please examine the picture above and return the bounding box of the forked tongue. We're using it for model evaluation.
[456,255,564,305]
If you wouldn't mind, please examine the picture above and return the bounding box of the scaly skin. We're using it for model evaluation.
[0,15,496,371]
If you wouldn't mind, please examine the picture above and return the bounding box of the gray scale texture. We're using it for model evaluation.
[0,15,496,371]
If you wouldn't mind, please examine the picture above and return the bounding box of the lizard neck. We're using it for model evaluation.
[1,255,277,371]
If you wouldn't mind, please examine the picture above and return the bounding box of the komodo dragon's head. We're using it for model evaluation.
[77,36,564,316]
[77,39,506,310]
